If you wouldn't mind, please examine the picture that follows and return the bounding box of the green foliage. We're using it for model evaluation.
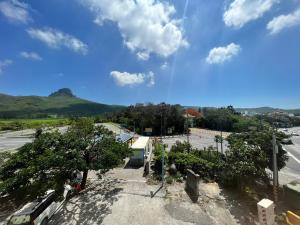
[170,141,192,153]
[221,139,268,188]
[0,118,131,199]
[196,106,261,132]
[166,176,173,184]
[0,118,71,131]
[153,143,168,174]
[226,130,289,171]
[109,103,185,136]
[163,129,288,189]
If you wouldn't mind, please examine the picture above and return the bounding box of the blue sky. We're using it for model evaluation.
[0,0,300,108]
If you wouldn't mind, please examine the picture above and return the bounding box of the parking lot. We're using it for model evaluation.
[162,128,230,152]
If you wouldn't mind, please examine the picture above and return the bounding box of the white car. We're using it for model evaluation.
[7,185,71,225]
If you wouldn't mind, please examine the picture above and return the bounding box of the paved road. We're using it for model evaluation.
[279,127,300,184]
[0,129,34,152]
[0,123,125,153]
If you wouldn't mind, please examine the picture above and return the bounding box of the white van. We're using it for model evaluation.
[7,185,71,225]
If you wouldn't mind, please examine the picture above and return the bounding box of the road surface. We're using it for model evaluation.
[279,127,300,184]
[0,123,125,153]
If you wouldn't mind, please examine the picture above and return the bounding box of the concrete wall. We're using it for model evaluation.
[185,169,200,202]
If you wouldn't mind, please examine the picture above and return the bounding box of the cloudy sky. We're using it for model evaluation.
[0,0,300,108]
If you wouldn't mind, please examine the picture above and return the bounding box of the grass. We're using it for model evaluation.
[0,118,71,131]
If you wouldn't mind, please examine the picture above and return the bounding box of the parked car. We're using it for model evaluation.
[282,138,293,145]
[292,132,299,136]
[7,185,71,225]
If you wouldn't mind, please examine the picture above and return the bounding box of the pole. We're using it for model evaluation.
[186,112,190,153]
[220,130,223,154]
[272,132,279,202]
[161,110,164,186]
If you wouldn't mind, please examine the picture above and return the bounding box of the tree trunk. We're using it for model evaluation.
[81,152,90,190]
[81,169,88,190]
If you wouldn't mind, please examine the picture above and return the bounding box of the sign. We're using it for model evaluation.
[144,128,152,133]
[167,127,174,134]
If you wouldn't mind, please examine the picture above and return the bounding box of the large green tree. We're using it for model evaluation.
[226,130,289,171]
[0,118,131,199]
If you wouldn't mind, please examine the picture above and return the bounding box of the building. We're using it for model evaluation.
[184,108,202,128]
[129,136,152,166]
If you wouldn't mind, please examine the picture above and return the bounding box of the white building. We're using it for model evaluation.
[129,136,152,166]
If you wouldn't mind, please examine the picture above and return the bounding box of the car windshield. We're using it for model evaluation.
[8,215,30,225]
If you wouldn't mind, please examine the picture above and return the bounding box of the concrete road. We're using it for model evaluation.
[49,166,239,225]
[0,129,34,152]
[279,127,300,184]
[0,123,126,153]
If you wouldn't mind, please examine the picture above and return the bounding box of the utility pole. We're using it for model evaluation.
[161,109,164,186]
[185,112,190,153]
[220,130,223,154]
[272,132,279,202]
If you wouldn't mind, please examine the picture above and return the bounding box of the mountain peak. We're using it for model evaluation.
[49,88,75,97]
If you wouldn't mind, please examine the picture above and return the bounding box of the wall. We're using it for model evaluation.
[185,169,200,202]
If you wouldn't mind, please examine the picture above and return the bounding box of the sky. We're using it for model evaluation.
[0,0,300,108]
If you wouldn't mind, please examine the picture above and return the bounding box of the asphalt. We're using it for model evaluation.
[0,123,122,153]
[279,127,300,184]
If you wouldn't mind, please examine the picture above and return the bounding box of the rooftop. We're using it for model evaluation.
[131,136,149,149]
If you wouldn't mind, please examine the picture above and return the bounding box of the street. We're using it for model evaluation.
[0,123,122,153]
[279,127,300,184]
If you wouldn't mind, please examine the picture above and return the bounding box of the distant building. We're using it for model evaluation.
[241,111,257,117]
[288,113,295,117]
[184,108,202,128]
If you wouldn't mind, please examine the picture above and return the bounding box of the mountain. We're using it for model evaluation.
[0,88,124,118]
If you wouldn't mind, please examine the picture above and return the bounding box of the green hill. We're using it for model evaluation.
[0,88,124,118]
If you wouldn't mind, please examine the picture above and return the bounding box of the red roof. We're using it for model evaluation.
[185,108,202,117]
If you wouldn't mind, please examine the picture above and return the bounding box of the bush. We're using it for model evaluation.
[152,143,168,174]
[166,176,173,184]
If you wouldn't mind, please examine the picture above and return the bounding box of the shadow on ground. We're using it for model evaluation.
[220,187,260,225]
[49,178,122,225]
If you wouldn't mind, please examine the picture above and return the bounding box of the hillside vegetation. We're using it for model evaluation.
[0,88,124,118]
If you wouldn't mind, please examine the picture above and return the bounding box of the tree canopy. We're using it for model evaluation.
[108,103,185,136]
[0,118,131,199]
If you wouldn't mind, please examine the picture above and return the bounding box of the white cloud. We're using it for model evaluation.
[0,59,12,74]
[147,71,155,87]
[160,62,169,70]
[206,43,241,64]
[27,27,88,55]
[0,0,31,24]
[110,71,155,87]
[223,0,278,28]
[82,0,188,59]
[136,51,150,61]
[267,8,300,34]
[20,51,42,61]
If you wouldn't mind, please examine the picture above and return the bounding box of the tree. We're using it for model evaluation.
[222,138,268,189]
[0,118,131,199]
[226,130,289,171]
[66,118,131,189]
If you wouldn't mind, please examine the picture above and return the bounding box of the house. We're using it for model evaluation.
[184,108,202,128]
